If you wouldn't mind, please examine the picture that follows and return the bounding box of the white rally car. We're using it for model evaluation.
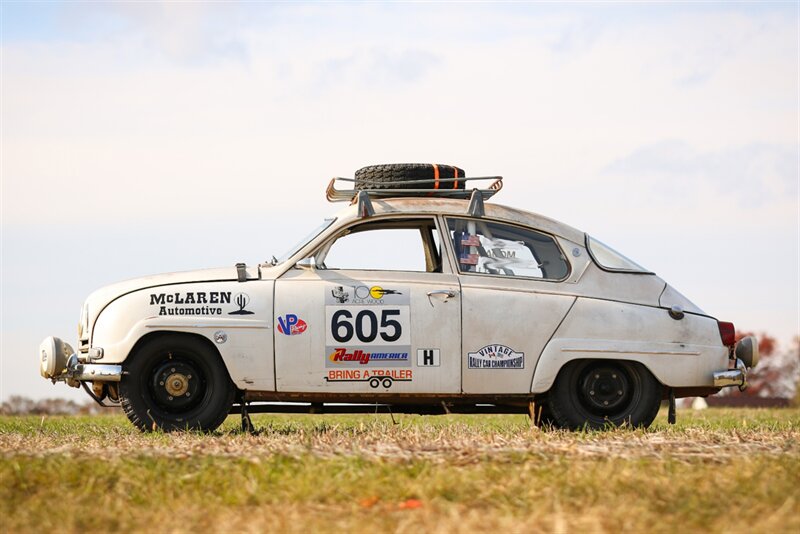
[39,164,759,431]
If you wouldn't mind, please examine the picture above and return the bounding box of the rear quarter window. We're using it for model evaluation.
[586,236,653,274]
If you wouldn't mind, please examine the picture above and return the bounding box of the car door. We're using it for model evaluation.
[444,216,576,394]
[274,217,461,394]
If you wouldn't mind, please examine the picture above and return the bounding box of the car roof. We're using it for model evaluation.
[333,197,586,244]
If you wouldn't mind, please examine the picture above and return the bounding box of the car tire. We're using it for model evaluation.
[119,334,235,432]
[355,163,466,191]
[531,394,561,429]
[547,360,661,430]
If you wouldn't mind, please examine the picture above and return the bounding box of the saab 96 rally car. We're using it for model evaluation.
[39,163,759,431]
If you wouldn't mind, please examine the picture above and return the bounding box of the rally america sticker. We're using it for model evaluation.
[327,347,409,367]
[467,344,524,369]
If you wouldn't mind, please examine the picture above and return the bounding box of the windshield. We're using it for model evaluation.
[277,218,336,264]
[586,235,653,274]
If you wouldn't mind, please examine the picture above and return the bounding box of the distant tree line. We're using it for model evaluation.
[0,395,119,416]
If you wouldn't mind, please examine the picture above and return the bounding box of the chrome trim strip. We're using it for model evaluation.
[562,348,701,356]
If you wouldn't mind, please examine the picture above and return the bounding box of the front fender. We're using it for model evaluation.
[91,281,275,391]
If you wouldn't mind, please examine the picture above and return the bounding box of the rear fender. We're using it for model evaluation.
[531,338,728,392]
[531,298,728,393]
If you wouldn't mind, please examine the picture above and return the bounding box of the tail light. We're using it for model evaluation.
[718,321,736,347]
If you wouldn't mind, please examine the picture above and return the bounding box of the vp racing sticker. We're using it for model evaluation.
[325,284,410,368]
[277,314,307,335]
[468,344,524,369]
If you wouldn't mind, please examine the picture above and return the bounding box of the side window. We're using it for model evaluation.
[446,218,569,280]
[321,219,442,273]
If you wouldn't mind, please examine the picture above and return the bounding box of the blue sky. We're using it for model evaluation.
[2,2,798,401]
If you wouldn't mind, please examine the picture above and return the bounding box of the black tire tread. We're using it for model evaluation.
[355,163,466,191]
[119,334,235,433]
[547,360,661,431]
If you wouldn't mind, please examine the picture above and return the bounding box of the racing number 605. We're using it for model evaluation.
[331,309,402,343]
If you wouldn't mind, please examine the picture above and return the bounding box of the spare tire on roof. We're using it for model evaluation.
[355,163,466,191]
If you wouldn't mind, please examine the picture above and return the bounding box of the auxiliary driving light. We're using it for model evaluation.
[39,336,74,379]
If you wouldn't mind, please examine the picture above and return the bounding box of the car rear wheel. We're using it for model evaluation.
[530,394,561,429]
[119,334,235,432]
[547,360,661,430]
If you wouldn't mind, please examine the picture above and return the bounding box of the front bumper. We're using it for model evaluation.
[39,336,122,387]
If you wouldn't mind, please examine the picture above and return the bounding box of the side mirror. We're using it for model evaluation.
[295,257,316,270]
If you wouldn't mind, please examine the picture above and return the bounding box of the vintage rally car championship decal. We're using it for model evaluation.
[468,344,524,369]
[324,284,411,369]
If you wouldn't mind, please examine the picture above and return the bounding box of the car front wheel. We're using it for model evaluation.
[119,334,235,432]
[547,360,661,430]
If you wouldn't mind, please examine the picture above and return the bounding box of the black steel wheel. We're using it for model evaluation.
[119,334,235,432]
[547,360,661,430]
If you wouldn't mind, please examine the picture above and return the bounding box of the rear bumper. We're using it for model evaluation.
[713,358,748,390]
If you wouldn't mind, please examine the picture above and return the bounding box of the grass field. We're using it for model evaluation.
[1,408,798,533]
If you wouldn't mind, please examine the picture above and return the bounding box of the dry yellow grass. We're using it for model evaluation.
[1,408,798,533]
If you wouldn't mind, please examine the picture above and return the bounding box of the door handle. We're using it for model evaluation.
[426,289,458,307]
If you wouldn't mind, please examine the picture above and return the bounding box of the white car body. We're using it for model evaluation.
[40,193,754,430]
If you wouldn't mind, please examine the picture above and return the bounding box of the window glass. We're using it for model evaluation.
[277,218,336,263]
[323,221,436,272]
[586,236,652,273]
[447,218,569,280]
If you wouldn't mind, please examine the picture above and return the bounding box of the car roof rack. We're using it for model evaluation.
[325,175,503,218]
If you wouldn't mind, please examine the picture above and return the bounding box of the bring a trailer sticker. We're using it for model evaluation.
[325,369,413,388]
[324,284,410,369]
